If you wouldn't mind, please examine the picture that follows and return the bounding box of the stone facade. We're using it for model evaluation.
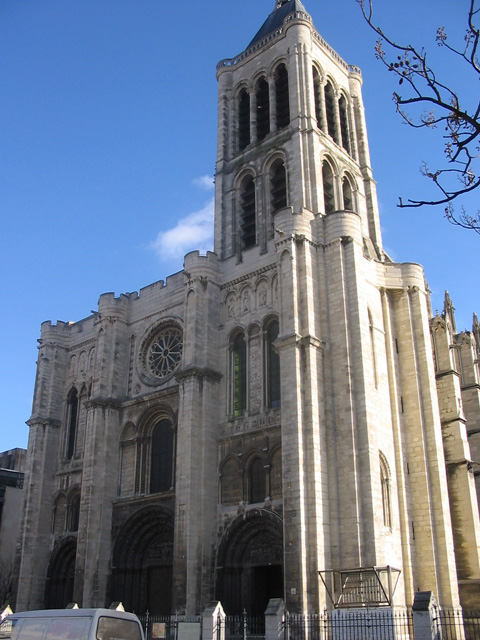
[15,0,480,615]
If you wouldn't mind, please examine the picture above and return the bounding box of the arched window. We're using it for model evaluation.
[324,81,337,142]
[342,177,353,211]
[269,448,282,500]
[265,319,281,408]
[221,459,242,505]
[240,176,256,249]
[150,419,174,494]
[380,454,392,529]
[238,88,250,151]
[119,424,137,497]
[249,457,265,504]
[313,67,323,130]
[53,495,66,535]
[65,388,78,460]
[256,77,270,142]
[339,95,350,153]
[275,64,290,129]
[232,333,247,417]
[67,492,80,532]
[270,160,287,214]
[322,162,335,215]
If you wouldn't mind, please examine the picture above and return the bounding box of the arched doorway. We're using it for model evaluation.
[216,509,284,615]
[111,506,174,615]
[45,537,77,608]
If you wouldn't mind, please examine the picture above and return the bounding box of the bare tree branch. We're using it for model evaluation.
[358,0,480,234]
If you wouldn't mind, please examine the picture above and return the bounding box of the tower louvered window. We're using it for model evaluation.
[275,64,290,129]
[238,89,250,151]
[270,161,287,213]
[240,176,256,249]
[322,163,335,215]
[313,67,322,129]
[324,81,337,142]
[339,96,350,153]
[256,77,270,142]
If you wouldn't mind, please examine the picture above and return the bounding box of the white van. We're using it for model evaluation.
[0,608,145,640]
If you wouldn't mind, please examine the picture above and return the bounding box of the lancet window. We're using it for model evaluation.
[231,332,247,417]
[249,457,266,504]
[380,453,392,529]
[313,67,323,129]
[240,176,256,249]
[270,160,287,214]
[256,77,270,142]
[238,88,250,152]
[339,95,350,153]
[322,162,335,215]
[275,64,290,129]
[150,419,174,494]
[342,176,354,211]
[324,81,337,142]
[65,387,79,460]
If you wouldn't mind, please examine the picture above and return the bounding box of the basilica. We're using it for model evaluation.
[14,0,480,615]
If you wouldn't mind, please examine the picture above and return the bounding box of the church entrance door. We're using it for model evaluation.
[216,509,284,615]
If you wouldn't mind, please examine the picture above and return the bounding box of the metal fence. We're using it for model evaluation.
[138,608,480,640]
[138,613,202,640]
[222,612,265,640]
[283,609,414,640]
[434,610,480,640]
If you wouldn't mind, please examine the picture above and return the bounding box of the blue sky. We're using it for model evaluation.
[1,0,478,452]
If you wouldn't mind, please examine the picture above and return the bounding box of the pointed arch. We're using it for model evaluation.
[111,506,174,615]
[45,537,77,609]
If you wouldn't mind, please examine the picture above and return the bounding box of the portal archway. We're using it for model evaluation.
[216,509,284,615]
[111,506,174,614]
[44,537,77,608]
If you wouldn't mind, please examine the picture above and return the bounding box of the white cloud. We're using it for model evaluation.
[151,198,214,261]
[193,175,215,190]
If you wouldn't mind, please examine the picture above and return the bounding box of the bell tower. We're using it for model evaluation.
[214,0,383,263]
[214,0,464,613]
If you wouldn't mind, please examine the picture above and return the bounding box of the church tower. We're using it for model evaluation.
[15,0,480,618]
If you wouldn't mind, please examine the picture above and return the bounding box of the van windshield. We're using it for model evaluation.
[96,617,143,640]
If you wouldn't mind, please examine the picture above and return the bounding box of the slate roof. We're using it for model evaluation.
[247,0,310,48]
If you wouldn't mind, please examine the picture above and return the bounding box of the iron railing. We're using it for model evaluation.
[138,613,202,640]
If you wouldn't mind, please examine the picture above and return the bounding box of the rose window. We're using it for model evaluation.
[147,328,183,379]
